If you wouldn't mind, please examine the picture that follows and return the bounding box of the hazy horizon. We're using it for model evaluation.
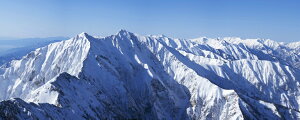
[0,0,299,42]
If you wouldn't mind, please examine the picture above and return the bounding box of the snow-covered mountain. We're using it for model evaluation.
[0,30,300,120]
[0,37,68,66]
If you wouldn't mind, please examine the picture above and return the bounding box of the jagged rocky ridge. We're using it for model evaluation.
[0,30,300,119]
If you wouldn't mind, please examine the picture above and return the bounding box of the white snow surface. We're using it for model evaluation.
[0,30,300,120]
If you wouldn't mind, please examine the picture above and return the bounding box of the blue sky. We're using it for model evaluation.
[0,0,299,42]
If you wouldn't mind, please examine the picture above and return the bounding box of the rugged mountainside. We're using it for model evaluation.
[0,30,300,120]
[0,37,67,66]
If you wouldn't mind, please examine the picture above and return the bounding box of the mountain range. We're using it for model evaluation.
[0,30,300,119]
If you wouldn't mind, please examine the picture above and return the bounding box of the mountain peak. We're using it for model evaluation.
[118,29,129,33]
[117,29,132,37]
[1,30,300,119]
[77,32,90,38]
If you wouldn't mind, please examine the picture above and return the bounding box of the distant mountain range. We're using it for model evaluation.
[0,30,299,119]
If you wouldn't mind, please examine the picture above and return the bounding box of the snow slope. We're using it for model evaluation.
[0,37,67,66]
[0,30,299,119]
